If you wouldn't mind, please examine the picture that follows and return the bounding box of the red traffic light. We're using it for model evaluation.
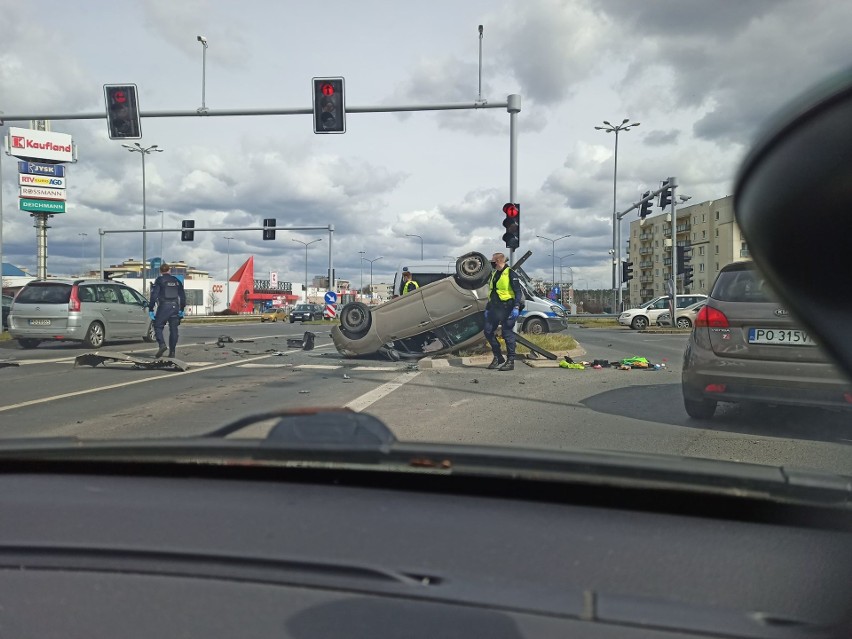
[503,203,519,218]
[112,90,127,103]
[321,83,335,96]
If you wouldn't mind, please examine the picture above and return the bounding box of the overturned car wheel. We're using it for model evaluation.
[454,251,491,289]
[340,302,372,337]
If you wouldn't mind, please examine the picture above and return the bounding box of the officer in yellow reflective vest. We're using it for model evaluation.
[483,252,523,371]
[401,270,420,295]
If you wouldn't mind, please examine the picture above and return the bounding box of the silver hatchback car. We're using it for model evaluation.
[681,261,852,418]
[8,279,155,349]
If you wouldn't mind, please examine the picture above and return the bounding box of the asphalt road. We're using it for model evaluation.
[1,322,850,475]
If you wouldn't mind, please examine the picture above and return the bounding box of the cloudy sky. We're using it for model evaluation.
[2,0,851,290]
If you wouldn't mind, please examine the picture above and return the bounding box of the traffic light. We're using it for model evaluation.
[639,191,652,220]
[659,179,672,209]
[263,218,276,240]
[681,245,694,288]
[181,220,195,242]
[502,202,520,249]
[621,260,634,283]
[103,84,141,140]
[312,77,346,134]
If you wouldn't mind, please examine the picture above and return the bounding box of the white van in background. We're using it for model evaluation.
[392,252,569,335]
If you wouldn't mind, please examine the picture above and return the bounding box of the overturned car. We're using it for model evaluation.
[331,252,492,359]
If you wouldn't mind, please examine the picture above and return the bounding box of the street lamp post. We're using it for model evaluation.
[536,234,570,293]
[552,253,574,304]
[595,118,639,312]
[405,234,423,260]
[78,232,87,275]
[357,251,366,301]
[293,238,322,303]
[365,257,383,303]
[224,236,234,310]
[197,36,208,112]
[122,143,164,296]
[158,209,164,258]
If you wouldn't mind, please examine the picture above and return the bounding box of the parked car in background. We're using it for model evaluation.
[619,294,707,330]
[333,251,492,358]
[288,303,324,323]
[657,300,706,329]
[681,261,852,419]
[7,279,155,349]
[260,307,288,322]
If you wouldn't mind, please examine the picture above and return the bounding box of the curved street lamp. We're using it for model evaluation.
[364,256,383,303]
[405,234,423,260]
[293,238,322,303]
[122,142,164,295]
[536,234,570,290]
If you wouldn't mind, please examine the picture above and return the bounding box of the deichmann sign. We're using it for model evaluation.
[20,186,67,201]
[7,127,73,163]
[18,161,66,177]
[19,174,66,188]
[19,198,66,214]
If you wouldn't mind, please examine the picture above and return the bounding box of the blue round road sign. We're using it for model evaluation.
[324,291,337,304]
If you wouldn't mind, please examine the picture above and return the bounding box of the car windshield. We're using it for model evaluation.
[1,2,851,499]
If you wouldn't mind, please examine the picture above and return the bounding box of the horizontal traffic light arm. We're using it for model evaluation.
[616,176,678,221]
[97,224,332,236]
[0,100,513,124]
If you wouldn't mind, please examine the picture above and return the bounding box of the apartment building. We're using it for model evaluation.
[626,195,750,306]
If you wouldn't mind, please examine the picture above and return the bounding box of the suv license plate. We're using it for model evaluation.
[28,319,51,326]
[748,328,816,346]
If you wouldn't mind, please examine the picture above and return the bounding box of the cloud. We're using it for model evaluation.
[643,129,679,146]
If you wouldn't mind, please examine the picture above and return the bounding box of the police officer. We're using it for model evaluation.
[148,263,186,359]
[401,270,420,295]
[483,252,523,371]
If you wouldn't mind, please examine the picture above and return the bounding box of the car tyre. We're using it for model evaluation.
[676,317,693,329]
[143,322,156,342]
[84,321,105,349]
[18,338,40,349]
[684,397,717,419]
[631,316,649,330]
[523,317,547,334]
[340,302,371,337]
[454,252,490,289]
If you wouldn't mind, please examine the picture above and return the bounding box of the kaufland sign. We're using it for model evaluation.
[7,127,73,162]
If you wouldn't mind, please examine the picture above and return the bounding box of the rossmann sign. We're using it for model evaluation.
[7,127,73,163]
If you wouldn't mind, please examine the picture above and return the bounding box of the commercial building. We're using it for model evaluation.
[625,195,750,306]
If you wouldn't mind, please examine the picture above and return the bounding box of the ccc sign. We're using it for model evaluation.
[212,284,224,293]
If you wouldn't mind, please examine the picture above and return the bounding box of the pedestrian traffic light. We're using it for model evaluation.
[659,179,672,209]
[680,245,694,288]
[683,264,694,289]
[181,220,195,242]
[639,191,652,220]
[103,84,142,140]
[502,202,520,249]
[263,218,276,240]
[312,77,346,134]
[622,260,634,283]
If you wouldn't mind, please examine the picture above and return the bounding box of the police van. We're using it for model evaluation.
[392,252,569,334]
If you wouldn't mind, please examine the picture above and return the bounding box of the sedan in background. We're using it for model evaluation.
[681,261,851,419]
[288,303,324,323]
[260,307,288,322]
[657,300,706,329]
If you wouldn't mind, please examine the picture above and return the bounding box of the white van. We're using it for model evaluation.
[392,253,569,335]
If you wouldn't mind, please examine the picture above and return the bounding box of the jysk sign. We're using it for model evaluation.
[8,127,73,163]
[18,161,65,177]
[19,198,66,214]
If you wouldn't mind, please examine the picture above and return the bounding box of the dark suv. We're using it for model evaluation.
[7,279,155,349]
[682,261,851,418]
[289,303,324,323]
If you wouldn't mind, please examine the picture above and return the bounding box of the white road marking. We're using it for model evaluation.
[0,354,275,414]
[352,366,399,371]
[237,363,294,369]
[345,370,422,413]
[294,364,342,370]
